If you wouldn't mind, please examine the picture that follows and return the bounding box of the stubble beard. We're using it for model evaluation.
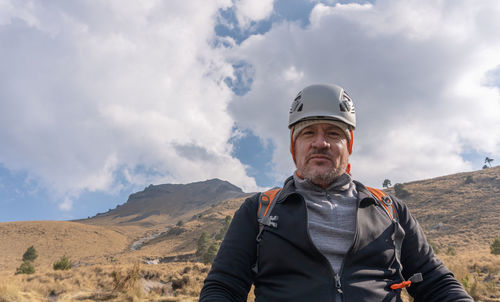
[300,165,345,188]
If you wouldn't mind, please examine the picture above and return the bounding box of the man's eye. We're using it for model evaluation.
[328,132,341,137]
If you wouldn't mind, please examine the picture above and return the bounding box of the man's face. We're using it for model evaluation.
[294,123,350,188]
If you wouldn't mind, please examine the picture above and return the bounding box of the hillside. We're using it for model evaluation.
[0,169,499,301]
[133,166,500,257]
[0,221,129,272]
[386,165,500,251]
[2,168,498,266]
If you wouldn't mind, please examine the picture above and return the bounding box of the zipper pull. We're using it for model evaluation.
[334,273,343,293]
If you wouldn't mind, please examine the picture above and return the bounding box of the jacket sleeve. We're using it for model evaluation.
[199,194,259,302]
[394,197,473,302]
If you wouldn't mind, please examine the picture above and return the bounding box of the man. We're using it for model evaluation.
[199,84,472,301]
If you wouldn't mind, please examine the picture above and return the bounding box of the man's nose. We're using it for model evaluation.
[311,134,330,148]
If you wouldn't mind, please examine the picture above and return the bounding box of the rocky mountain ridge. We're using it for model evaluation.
[82,178,250,227]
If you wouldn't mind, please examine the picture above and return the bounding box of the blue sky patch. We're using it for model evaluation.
[461,150,496,169]
[229,127,278,188]
[0,165,56,221]
[224,62,255,96]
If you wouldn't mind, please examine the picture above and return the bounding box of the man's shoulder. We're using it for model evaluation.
[243,192,261,206]
[353,180,409,215]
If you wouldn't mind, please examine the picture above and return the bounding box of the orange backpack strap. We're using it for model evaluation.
[256,188,281,234]
[366,186,397,221]
[366,186,423,290]
[252,187,281,274]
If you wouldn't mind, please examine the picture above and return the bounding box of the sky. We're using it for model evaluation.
[1,0,499,222]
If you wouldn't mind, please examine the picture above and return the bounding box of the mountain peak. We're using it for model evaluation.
[88,178,248,225]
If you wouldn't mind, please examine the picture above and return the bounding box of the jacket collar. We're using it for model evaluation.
[277,176,377,206]
[354,180,378,206]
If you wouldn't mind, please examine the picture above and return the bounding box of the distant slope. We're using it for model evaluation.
[140,167,500,257]
[0,221,129,273]
[125,196,250,260]
[386,166,500,250]
[80,178,250,227]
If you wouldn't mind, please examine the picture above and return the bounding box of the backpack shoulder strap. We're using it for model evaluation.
[366,186,421,289]
[366,186,398,221]
[252,188,281,274]
[256,188,281,235]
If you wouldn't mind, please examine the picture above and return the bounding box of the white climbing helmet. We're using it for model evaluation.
[288,84,356,129]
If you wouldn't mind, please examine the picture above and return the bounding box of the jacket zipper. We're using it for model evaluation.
[301,192,361,301]
[336,209,359,301]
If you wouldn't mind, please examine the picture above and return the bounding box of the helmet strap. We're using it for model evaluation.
[346,129,353,175]
[290,126,297,163]
[348,129,353,154]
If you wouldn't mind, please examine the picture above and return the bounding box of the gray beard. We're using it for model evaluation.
[301,167,345,188]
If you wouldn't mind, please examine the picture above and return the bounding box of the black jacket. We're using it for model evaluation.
[200,177,472,301]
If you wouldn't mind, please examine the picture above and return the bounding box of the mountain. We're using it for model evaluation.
[82,178,250,227]
[139,166,500,258]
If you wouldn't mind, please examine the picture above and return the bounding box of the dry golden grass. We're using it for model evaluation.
[0,262,210,302]
[1,251,497,301]
[440,250,500,302]
[0,221,129,272]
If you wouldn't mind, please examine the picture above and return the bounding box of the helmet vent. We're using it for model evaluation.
[297,104,303,112]
[340,91,355,113]
[289,92,303,113]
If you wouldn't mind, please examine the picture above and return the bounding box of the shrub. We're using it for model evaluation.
[464,175,474,184]
[53,255,72,270]
[429,241,440,254]
[202,242,219,265]
[176,220,184,227]
[461,275,479,300]
[215,215,232,241]
[171,275,190,290]
[383,179,391,188]
[394,183,411,199]
[446,246,456,256]
[22,246,38,262]
[490,238,500,255]
[196,231,221,264]
[15,261,35,275]
[196,232,209,258]
[112,264,140,292]
[167,226,185,236]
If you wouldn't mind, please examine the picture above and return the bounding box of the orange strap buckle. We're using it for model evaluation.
[390,280,412,290]
[391,273,423,290]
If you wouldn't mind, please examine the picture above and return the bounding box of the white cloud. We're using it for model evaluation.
[2,0,500,214]
[234,0,275,29]
[0,0,260,210]
[229,0,500,187]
